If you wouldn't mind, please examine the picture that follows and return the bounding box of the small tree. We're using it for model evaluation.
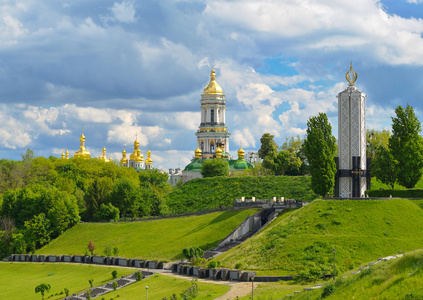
[89,279,94,288]
[201,159,229,177]
[112,270,118,279]
[103,245,112,257]
[35,283,51,300]
[112,280,118,291]
[371,146,398,189]
[86,289,91,300]
[135,271,143,281]
[87,240,95,255]
[64,288,69,297]
[113,246,119,256]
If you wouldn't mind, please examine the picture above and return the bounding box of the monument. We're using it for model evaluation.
[334,63,371,197]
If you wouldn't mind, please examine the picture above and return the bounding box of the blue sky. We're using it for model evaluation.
[1,0,423,170]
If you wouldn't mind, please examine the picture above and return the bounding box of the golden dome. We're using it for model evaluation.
[135,149,144,163]
[203,68,223,95]
[130,136,140,160]
[121,148,128,164]
[61,152,65,159]
[74,132,91,158]
[238,146,245,159]
[145,149,153,164]
[65,149,69,159]
[215,146,223,159]
[195,147,202,159]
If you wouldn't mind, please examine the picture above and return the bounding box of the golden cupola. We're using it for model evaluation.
[74,132,91,158]
[194,147,202,159]
[65,149,69,159]
[203,68,223,95]
[121,148,128,164]
[238,146,245,160]
[215,146,223,159]
[130,136,143,161]
[61,151,65,159]
[145,149,153,164]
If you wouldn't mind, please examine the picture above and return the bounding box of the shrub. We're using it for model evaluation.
[321,283,335,298]
[112,281,118,291]
[103,245,112,257]
[87,240,95,255]
[207,261,217,269]
[135,272,143,281]
[112,270,118,279]
[182,246,204,260]
[235,263,244,270]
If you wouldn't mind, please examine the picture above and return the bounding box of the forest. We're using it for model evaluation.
[0,149,170,259]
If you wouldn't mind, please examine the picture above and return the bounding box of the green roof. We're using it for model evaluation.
[183,158,204,171]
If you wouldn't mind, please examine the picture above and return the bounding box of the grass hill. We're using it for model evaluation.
[216,199,423,275]
[37,209,256,261]
[295,250,423,300]
[166,176,317,213]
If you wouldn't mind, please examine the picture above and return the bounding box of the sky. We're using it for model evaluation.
[1,0,423,171]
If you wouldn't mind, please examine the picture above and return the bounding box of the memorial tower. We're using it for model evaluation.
[335,63,370,197]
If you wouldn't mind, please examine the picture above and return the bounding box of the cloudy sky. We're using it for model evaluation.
[1,0,423,170]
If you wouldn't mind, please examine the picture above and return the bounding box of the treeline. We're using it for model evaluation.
[0,150,170,259]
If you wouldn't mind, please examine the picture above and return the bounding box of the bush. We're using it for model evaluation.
[235,263,244,270]
[321,283,335,298]
[366,189,423,198]
[135,272,143,281]
[112,270,118,279]
[94,203,120,222]
[182,247,204,260]
[207,261,218,269]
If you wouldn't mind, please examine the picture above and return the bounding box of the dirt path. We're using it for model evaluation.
[159,272,254,299]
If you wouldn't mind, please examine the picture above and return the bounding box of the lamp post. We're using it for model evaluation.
[146,286,149,300]
[251,276,254,300]
[333,249,336,281]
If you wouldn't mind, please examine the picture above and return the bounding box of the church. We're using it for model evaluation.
[61,132,154,171]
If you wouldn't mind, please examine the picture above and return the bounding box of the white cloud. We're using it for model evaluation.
[111,1,136,24]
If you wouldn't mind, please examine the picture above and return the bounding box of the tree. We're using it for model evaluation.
[88,279,94,288]
[200,159,229,177]
[94,203,120,222]
[83,177,113,221]
[35,283,51,300]
[389,104,423,188]
[366,129,390,160]
[371,146,398,189]
[112,270,118,279]
[258,133,278,159]
[273,150,302,176]
[303,113,337,196]
[87,240,95,255]
[109,178,145,218]
[112,280,118,291]
[182,246,204,260]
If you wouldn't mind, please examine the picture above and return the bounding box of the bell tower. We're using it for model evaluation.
[195,68,231,159]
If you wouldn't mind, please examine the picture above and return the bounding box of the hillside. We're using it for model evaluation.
[295,250,423,300]
[166,176,317,213]
[216,199,423,275]
[38,209,256,261]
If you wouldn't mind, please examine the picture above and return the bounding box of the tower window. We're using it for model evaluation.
[211,109,214,123]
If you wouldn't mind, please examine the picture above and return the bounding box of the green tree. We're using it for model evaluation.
[35,283,51,300]
[389,104,423,188]
[112,280,118,291]
[200,159,229,177]
[182,246,204,260]
[273,150,302,176]
[94,203,120,222]
[366,129,390,160]
[371,146,398,189]
[83,177,113,221]
[24,213,51,249]
[112,270,118,279]
[109,178,146,218]
[258,133,278,159]
[303,113,337,196]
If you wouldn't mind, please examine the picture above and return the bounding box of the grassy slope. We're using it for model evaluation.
[0,262,135,300]
[166,176,317,213]
[216,199,423,275]
[104,273,230,299]
[38,209,256,261]
[295,250,423,300]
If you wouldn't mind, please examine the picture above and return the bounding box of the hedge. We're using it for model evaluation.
[366,189,423,198]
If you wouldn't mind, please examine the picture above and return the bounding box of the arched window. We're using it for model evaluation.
[211,109,214,123]
[200,141,204,151]
[210,142,215,152]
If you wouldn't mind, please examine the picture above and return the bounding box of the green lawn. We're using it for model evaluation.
[295,250,423,300]
[216,199,423,274]
[38,209,256,260]
[0,262,136,300]
[166,176,317,213]
[103,273,230,299]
